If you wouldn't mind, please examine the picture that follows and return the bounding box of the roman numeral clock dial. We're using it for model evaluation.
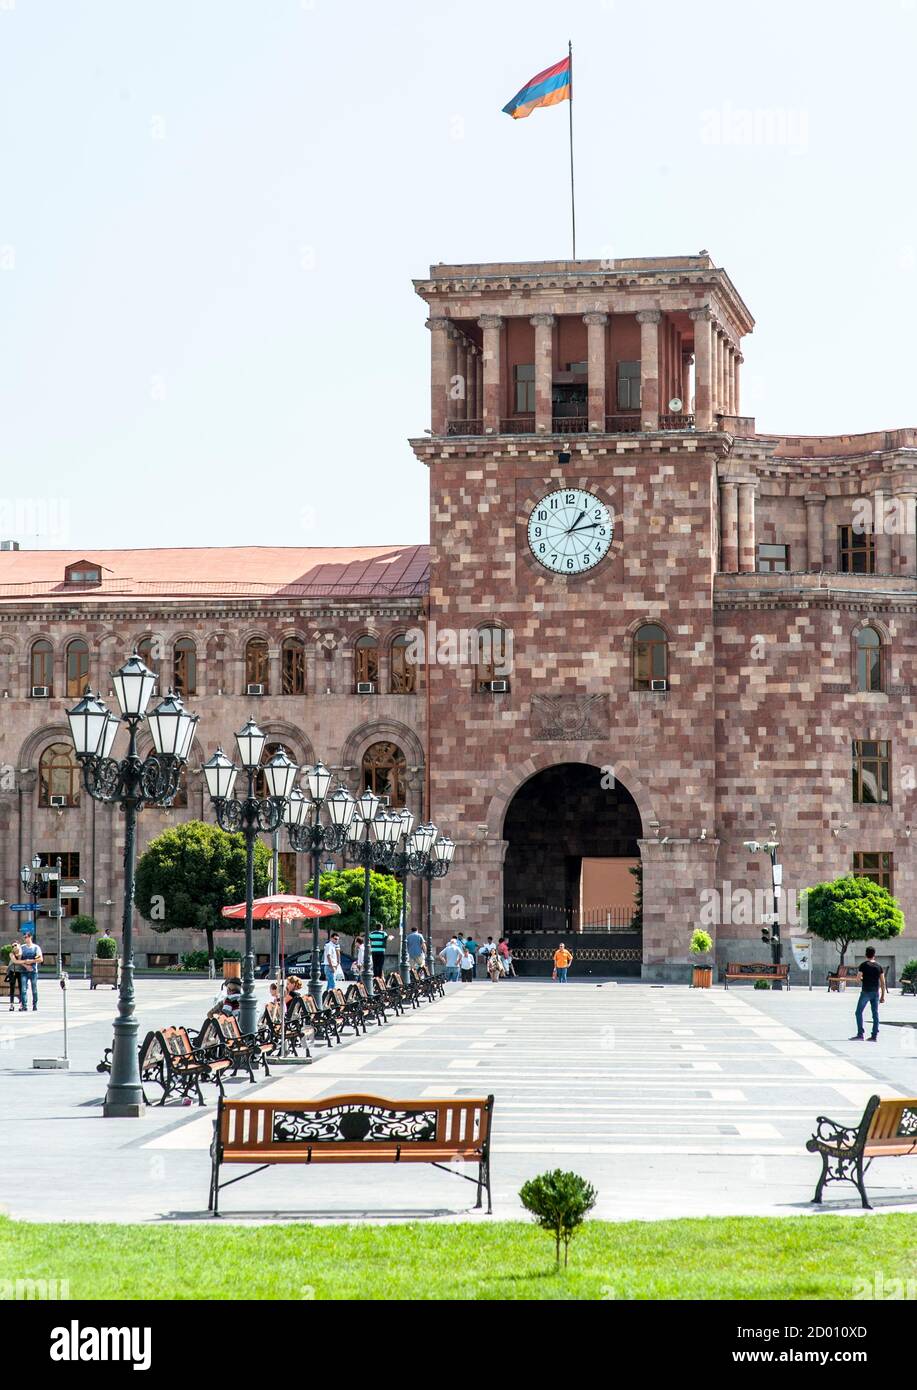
[527,488,613,574]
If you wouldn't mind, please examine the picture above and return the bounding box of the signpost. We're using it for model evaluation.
[790,935,813,991]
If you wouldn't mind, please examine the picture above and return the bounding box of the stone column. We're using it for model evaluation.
[716,328,727,417]
[734,351,743,417]
[682,352,693,413]
[689,307,713,430]
[427,318,451,435]
[724,343,735,416]
[805,494,826,571]
[636,309,662,430]
[719,479,739,571]
[895,488,917,575]
[737,479,757,573]
[875,487,893,575]
[446,331,461,421]
[478,315,503,434]
[467,344,478,421]
[583,312,608,431]
[530,314,555,434]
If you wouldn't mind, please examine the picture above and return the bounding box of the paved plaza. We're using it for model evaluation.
[2,975,917,1224]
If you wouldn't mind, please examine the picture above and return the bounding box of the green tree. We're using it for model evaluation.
[305,868,402,938]
[134,820,281,961]
[69,914,98,939]
[519,1169,597,1268]
[802,875,904,966]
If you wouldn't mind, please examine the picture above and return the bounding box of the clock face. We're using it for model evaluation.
[527,488,614,575]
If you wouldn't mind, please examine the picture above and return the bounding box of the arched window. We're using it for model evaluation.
[856,627,883,693]
[361,741,406,809]
[30,639,53,693]
[138,637,159,679]
[254,742,297,800]
[38,742,80,807]
[281,638,306,695]
[65,639,90,699]
[633,624,668,690]
[474,626,510,693]
[245,638,269,693]
[390,634,417,695]
[354,635,379,691]
[173,639,196,696]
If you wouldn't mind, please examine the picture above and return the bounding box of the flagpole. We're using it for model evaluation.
[567,38,576,261]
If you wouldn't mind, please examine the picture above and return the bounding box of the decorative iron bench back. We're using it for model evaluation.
[219,1094,493,1154]
[726,962,788,976]
[867,1098,917,1144]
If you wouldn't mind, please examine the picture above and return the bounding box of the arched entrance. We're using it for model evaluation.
[502,762,643,977]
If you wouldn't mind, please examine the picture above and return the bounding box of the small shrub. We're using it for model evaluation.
[690,929,713,956]
[901,959,917,982]
[754,979,771,990]
[0,943,13,963]
[95,935,117,959]
[179,947,241,972]
[69,914,98,938]
[519,1169,597,1268]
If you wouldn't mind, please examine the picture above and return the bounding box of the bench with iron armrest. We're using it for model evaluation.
[418,965,446,999]
[209,1092,495,1216]
[197,1013,274,1082]
[410,967,439,1003]
[325,986,367,1036]
[723,962,790,989]
[901,975,917,996]
[827,964,860,992]
[388,971,420,1010]
[375,974,404,1016]
[291,993,340,1048]
[346,980,387,1027]
[140,1027,232,1106]
[807,1094,917,1209]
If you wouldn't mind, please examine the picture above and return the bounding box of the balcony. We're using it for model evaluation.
[552,416,589,434]
[659,413,695,431]
[445,418,483,436]
[500,416,535,434]
[604,414,641,434]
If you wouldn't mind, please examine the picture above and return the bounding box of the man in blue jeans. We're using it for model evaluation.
[850,946,886,1041]
[18,928,42,1012]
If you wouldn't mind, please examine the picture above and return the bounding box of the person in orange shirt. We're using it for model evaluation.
[553,943,572,983]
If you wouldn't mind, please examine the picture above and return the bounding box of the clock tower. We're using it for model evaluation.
[412,253,755,979]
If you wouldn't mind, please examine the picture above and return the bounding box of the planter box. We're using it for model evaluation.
[222,960,242,980]
[691,964,713,989]
[90,957,120,990]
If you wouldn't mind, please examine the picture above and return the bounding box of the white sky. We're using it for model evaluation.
[1,0,915,552]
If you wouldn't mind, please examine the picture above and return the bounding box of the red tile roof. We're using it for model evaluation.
[0,545,430,601]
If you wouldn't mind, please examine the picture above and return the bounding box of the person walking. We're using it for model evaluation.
[322,933,341,993]
[6,942,22,1011]
[478,937,496,974]
[352,934,365,978]
[369,921,390,978]
[405,926,426,976]
[850,946,887,1041]
[439,936,463,982]
[17,929,42,1012]
[486,947,503,982]
[553,942,572,983]
[460,943,475,982]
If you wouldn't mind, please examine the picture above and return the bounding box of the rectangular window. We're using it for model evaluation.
[838,526,875,574]
[852,851,894,894]
[565,361,588,374]
[617,360,640,411]
[277,851,297,895]
[851,740,890,805]
[35,852,80,918]
[757,543,789,573]
[514,364,535,413]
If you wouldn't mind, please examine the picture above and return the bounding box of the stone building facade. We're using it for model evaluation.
[412,254,916,981]
[0,252,914,980]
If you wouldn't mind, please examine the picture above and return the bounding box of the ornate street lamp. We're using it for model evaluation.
[203,725,299,1034]
[389,823,455,973]
[20,853,44,931]
[285,765,355,1004]
[344,790,402,997]
[66,663,198,1117]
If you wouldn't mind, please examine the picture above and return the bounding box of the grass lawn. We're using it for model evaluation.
[2,1213,916,1299]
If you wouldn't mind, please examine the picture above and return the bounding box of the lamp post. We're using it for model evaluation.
[386,819,455,976]
[417,832,456,972]
[66,660,198,1116]
[387,808,415,976]
[285,763,355,1004]
[19,854,43,934]
[744,835,783,983]
[203,723,299,1035]
[344,790,402,997]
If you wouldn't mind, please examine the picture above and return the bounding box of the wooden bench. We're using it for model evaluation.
[827,964,860,992]
[208,1093,494,1216]
[287,993,340,1049]
[140,1026,231,1106]
[901,976,917,997]
[346,980,387,1027]
[807,1094,917,1208]
[375,974,405,1016]
[197,1013,274,1082]
[325,986,367,1036]
[723,961,790,989]
[389,971,420,1010]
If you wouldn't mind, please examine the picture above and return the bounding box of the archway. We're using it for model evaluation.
[502,762,643,976]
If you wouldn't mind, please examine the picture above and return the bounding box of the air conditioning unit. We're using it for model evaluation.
[245,683,264,696]
[31,685,50,698]
[356,682,375,695]
[650,679,668,691]
[487,679,510,693]
[49,795,67,807]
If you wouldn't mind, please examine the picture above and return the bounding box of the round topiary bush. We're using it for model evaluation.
[95,935,117,959]
[69,914,98,938]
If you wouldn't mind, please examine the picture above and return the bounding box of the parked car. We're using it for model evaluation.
[255,949,353,980]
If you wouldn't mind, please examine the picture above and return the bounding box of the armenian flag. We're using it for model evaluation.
[502,55,571,120]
